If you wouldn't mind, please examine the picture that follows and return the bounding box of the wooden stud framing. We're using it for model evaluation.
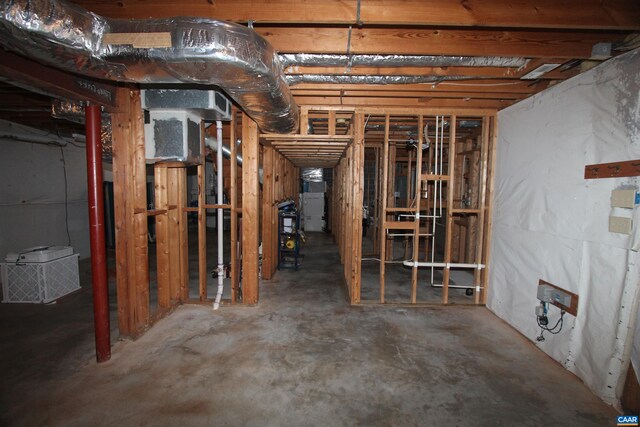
[176,167,189,302]
[441,116,457,304]
[350,113,365,303]
[473,117,491,304]
[154,165,170,309]
[385,143,397,260]
[154,164,187,308]
[230,111,239,302]
[410,116,424,304]
[260,144,299,281]
[262,146,275,280]
[242,114,260,304]
[480,116,498,305]
[112,88,149,336]
[372,146,380,255]
[379,115,390,303]
[404,150,413,260]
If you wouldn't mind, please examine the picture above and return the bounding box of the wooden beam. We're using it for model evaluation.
[385,141,397,260]
[167,167,183,303]
[177,167,189,302]
[258,27,625,58]
[292,89,530,101]
[350,113,364,304]
[72,0,640,30]
[111,88,149,337]
[480,116,498,305]
[112,90,133,336]
[230,110,239,303]
[261,133,353,143]
[0,51,118,108]
[293,96,520,109]
[292,80,547,94]
[131,92,150,326]
[154,165,170,309]
[262,146,275,280]
[441,116,457,304]
[379,114,389,303]
[242,114,260,304]
[328,110,336,136]
[471,118,490,304]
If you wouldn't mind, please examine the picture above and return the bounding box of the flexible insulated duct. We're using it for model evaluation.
[205,135,263,184]
[0,0,298,134]
[279,54,527,69]
[52,99,113,158]
[285,74,481,85]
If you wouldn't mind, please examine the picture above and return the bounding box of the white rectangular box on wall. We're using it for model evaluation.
[1,254,81,303]
[611,189,638,208]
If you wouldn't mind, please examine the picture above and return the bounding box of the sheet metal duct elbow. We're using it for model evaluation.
[0,0,299,134]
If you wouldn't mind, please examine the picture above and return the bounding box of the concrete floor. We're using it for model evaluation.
[1,232,618,426]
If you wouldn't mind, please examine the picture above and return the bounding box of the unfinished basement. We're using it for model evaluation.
[1,0,640,425]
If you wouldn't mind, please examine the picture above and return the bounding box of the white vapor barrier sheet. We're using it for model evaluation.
[489,48,640,407]
[0,138,90,260]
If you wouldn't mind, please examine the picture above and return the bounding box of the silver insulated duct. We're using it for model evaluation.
[286,74,484,86]
[0,0,299,134]
[279,54,528,69]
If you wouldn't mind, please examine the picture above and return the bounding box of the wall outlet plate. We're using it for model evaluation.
[537,284,572,307]
[611,189,638,208]
[609,216,633,234]
[538,280,578,317]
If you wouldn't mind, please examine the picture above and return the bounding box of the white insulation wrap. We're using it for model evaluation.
[489,48,640,407]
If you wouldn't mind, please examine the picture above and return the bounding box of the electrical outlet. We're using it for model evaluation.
[537,284,572,307]
[609,216,632,234]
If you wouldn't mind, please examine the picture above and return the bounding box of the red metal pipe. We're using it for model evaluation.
[85,104,110,362]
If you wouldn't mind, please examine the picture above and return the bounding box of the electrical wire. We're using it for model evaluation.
[59,147,71,246]
[361,258,405,264]
[536,308,565,342]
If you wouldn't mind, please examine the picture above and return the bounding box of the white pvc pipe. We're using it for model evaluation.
[213,120,224,310]
[430,283,482,290]
[403,260,485,269]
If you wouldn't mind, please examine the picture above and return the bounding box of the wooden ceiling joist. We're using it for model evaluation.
[70,1,640,30]
[258,27,625,58]
[290,80,549,94]
[2,1,636,130]
[293,96,515,109]
[291,89,529,100]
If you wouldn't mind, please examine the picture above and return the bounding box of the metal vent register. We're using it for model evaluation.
[142,89,232,164]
